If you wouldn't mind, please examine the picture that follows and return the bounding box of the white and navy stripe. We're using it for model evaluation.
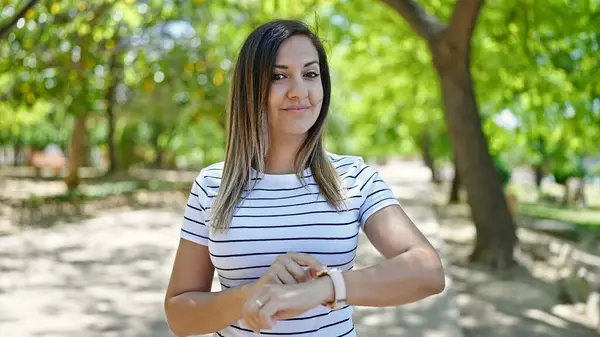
[180,153,400,337]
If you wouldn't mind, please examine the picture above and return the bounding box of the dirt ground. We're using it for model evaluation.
[2,161,600,337]
[434,199,599,337]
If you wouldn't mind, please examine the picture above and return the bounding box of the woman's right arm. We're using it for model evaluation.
[164,238,254,336]
[164,238,326,336]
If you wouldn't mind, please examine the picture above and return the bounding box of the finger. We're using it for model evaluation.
[256,312,276,331]
[288,252,325,269]
[242,302,259,332]
[258,300,280,329]
[246,293,269,312]
[249,298,275,331]
[273,265,296,284]
[273,309,303,321]
[263,270,282,284]
[284,259,310,282]
[247,313,265,333]
[288,253,326,272]
[245,295,270,332]
[308,267,317,280]
[242,313,258,334]
[269,273,283,284]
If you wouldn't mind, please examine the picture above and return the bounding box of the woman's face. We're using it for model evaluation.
[267,35,323,139]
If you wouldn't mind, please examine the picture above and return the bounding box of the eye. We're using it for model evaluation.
[304,71,320,79]
[272,73,286,81]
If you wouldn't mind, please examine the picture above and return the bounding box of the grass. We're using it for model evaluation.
[433,181,600,231]
[19,179,188,207]
[518,202,600,229]
[510,181,600,230]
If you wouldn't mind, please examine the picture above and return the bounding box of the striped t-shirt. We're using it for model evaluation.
[180,153,401,337]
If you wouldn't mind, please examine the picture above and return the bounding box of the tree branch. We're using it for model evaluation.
[444,0,483,53]
[0,0,42,39]
[380,0,443,41]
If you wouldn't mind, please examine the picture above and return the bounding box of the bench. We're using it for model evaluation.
[26,151,67,176]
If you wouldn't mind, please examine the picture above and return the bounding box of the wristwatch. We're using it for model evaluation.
[315,267,347,310]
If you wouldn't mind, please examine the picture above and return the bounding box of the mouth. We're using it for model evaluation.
[283,106,310,113]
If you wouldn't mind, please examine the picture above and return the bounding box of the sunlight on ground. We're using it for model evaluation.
[436,200,599,337]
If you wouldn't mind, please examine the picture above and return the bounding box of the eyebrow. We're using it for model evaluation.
[274,60,319,69]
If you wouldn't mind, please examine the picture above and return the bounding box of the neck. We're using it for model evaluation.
[264,132,307,174]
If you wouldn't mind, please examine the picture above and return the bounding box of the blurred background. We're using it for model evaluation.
[1,0,599,336]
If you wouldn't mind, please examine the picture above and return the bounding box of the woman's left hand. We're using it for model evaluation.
[242,277,334,333]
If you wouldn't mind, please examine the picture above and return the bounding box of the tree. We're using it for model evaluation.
[381,0,517,269]
[0,0,41,39]
[476,0,600,203]
[448,158,461,203]
[1,1,129,188]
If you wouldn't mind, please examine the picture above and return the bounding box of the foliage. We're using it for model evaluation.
[0,0,598,181]
[475,0,599,174]
[492,155,512,188]
[552,157,586,185]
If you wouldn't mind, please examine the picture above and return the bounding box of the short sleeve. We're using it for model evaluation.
[356,159,401,229]
[180,173,210,246]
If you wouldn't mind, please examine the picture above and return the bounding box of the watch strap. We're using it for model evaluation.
[316,267,347,310]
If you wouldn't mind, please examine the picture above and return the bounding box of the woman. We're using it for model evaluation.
[164,19,445,337]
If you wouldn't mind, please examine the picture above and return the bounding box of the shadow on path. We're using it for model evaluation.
[0,160,465,337]
[0,209,180,337]
[436,200,599,337]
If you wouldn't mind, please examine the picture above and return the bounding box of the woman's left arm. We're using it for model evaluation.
[243,204,445,330]
[320,203,446,307]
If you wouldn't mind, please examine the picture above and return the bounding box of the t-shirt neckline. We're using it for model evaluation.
[250,166,312,184]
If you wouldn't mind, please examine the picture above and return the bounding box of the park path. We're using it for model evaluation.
[0,160,463,337]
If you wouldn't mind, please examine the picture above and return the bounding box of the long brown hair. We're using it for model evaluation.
[209,19,345,233]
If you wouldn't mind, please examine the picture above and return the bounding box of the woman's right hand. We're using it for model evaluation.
[243,253,326,330]
[259,252,325,286]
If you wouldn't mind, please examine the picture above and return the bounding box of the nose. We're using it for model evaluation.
[287,77,308,99]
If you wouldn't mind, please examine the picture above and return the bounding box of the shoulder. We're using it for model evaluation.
[193,161,225,191]
[327,152,383,193]
[327,151,370,175]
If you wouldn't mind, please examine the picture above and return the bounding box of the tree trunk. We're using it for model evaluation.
[448,163,461,204]
[155,150,164,169]
[13,141,22,166]
[107,101,117,173]
[421,131,441,184]
[534,164,543,188]
[105,42,122,175]
[562,181,571,206]
[65,114,87,190]
[533,136,546,199]
[382,0,517,270]
[81,141,92,167]
[150,131,162,169]
[431,43,517,270]
[573,178,586,206]
[533,163,544,202]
